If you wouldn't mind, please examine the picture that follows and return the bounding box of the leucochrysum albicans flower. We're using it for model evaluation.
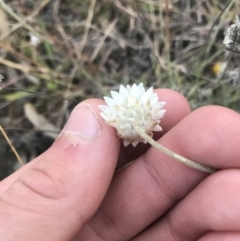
[99,83,166,147]
[223,15,240,53]
[99,83,216,174]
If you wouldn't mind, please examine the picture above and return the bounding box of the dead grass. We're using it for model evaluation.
[0,0,240,179]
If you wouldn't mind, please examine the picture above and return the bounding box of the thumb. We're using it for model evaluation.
[0,99,120,241]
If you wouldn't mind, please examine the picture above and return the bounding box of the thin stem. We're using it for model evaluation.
[78,0,96,57]
[0,125,24,166]
[134,124,217,174]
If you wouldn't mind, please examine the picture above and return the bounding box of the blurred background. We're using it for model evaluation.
[0,0,240,179]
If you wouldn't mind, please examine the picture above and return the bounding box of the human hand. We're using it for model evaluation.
[0,89,240,241]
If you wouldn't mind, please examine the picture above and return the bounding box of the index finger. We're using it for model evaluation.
[74,105,240,241]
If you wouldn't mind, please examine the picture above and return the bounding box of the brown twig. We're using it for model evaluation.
[0,125,24,166]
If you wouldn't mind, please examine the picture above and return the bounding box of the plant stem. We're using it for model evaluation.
[0,125,24,166]
[134,124,217,174]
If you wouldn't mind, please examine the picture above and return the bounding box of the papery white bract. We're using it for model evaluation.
[223,15,240,53]
[99,83,166,147]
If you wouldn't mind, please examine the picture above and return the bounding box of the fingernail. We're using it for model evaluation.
[62,104,101,141]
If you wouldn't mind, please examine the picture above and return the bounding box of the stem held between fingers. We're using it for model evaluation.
[134,124,217,174]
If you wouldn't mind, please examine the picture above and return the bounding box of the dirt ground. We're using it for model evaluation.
[0,0,240,180]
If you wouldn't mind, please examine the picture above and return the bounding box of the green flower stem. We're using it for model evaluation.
[133,124,217,174]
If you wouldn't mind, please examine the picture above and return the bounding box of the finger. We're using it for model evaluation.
[74,106,240,241]
[0,99,120,241]
[0,156,42,194]
[197,232,240,241]
[1,89,190,187]
[133,170,240,241]
[117,88,191,168]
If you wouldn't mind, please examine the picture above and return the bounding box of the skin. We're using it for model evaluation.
[0,89,240,241]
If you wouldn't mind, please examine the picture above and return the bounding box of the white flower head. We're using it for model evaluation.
[223,15,240,53]
[99,83,166,147]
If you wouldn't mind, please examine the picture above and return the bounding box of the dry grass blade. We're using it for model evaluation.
[0,125,24,166]
[24,103,60,139]
[91,18,118,61]
[0,54,69,86]
[78,0,97,57]
[0,57,37,73]
[0,0,51,41]
[0,0,53,44]
[0,6,10,52]
[114,1,137,18]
